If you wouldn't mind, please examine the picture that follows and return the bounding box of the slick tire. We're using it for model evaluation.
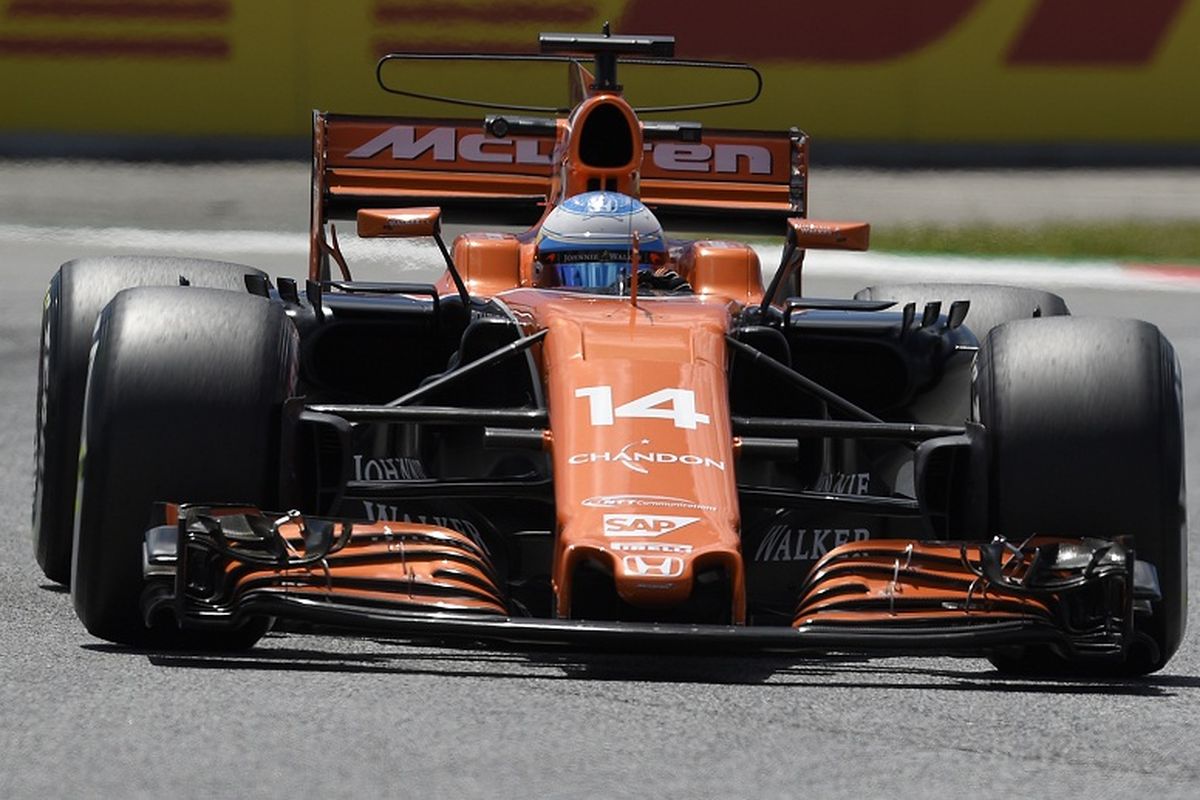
[72,287,297,647]
[975,317,1186,675]
[33,256,267,584]
[853,283,1069,343]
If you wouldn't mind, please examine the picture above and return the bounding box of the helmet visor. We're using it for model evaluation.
[542,248,666,289]
[557,261,627,288]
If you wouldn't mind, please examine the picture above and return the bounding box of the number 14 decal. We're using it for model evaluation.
[574,386,711,430]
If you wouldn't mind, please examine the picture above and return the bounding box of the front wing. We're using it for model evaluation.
[143,505,1149,663]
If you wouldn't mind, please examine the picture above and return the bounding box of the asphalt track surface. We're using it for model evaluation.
[2,163,1200,799]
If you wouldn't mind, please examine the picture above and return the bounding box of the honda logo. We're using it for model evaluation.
[621,555,685,578]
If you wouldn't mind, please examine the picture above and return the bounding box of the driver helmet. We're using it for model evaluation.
[535,192,667,289]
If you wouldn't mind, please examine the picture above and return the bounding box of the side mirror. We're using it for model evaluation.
[354,205,471,306]
[357,207,442,238]
[786,218,870,251]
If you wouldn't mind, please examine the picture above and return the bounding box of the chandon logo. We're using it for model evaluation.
[567,439,725,474]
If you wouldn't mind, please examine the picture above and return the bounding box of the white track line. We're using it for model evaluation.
[0,223,308,255]
[769,247,1200,293]
[5,222,1198,293]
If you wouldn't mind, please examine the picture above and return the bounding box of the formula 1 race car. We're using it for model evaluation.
[33,31,1185,675]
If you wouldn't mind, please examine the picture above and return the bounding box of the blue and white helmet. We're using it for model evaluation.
[536,192,667,289]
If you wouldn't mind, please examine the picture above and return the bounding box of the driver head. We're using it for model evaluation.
[535,192,666,289]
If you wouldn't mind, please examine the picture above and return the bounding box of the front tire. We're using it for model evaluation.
[72,287,297,646]
[34,256,267,584]
[975,317,1186,675]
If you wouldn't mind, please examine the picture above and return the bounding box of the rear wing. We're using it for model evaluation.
[310,111,809,277]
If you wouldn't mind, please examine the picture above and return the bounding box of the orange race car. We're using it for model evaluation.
[33,31,1185,675]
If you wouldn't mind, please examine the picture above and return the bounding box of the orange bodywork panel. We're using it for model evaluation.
[676,241,765,305]
[441,232,524,297]
[499,289,745,621]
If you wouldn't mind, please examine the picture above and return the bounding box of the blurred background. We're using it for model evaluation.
[3,0,1200,160]
[0,0,1198,262]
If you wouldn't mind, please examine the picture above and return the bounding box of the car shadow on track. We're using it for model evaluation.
[83,637,1200,697]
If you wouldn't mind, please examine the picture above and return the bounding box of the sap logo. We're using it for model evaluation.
[646,142,773,175]
[602,513,700,538]
[622,555,685,578]
[347,125,553,165]
[754,526,871,562]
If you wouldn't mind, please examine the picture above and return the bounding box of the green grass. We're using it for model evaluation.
[871,221,1200,265]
